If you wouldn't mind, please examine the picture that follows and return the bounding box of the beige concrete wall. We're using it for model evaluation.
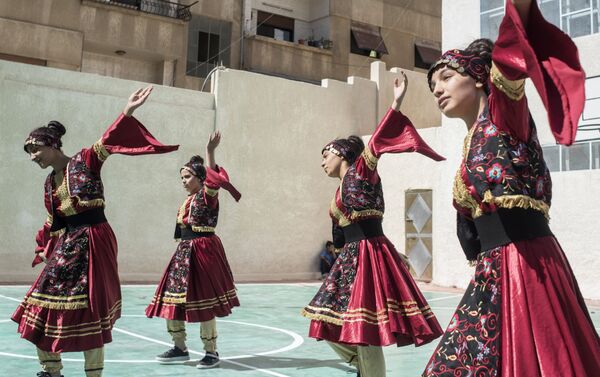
[0,60,214,283]
[212,68,377,280]
[244,35,334,82]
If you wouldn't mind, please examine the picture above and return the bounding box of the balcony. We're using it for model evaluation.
[87,0,196,21]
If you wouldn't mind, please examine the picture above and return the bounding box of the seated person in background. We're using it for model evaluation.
[319,241,337,278]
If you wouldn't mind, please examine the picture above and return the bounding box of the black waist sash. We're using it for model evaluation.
[473,208,553,251]
[342,218,384,244]
[50,207,107,232]
[174,225,215,240]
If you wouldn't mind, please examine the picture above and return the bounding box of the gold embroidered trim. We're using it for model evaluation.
[55,169,77,216]
[176,197,191,225]
[204,186,218,197]
[25,297,88,310]
[92,140,110,162]
[491,62,525,101]
[330,197,351,227]
[481,190,550,219]
[151,289,237,308]
[45,213,53,227]
[77,198,105,207]
[49,228,65,237]
[361,147,378,170]
[350,209,383,220]
[452,125,481,218]
[21,301,121,338]
[191,225,216,233]
[301,299,435,326]
[27,292,88,310]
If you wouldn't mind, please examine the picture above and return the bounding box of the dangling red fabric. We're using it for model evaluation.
[370,109,445,161]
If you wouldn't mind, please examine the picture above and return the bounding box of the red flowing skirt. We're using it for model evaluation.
[11,223,121,352]
[145,234,239,322]
[423,236,600,376]
[302,236,443,347]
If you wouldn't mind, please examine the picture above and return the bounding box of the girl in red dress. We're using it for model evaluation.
[421,1,600,376]
[301,77,445,377]
[146,131,241,369]
[14,86,179,377]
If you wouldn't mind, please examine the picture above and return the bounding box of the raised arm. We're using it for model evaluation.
[366,75,444,163]
[511,0,533,26]
[490,0,585,145]
[205,131,220,170]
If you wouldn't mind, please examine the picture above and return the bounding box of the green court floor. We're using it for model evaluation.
[1,283,599,376]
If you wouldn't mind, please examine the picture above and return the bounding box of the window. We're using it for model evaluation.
[256,11,294,42]
[480,0,600,39]
[186,15,231,78]
[350,21,388,58]
[198,32,220,65]
[414,42,441,70]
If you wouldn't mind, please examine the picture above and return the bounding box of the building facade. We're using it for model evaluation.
[0,0,441,86]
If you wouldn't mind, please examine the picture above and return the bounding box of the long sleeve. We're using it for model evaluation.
[88,113,179,170]
[204,165,241,208]
[490,1,585,145]
[362,108,445,173]
[32,215,59,267]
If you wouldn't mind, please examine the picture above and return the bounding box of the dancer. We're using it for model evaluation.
[146,131,241,369]
[14,86,178,377]
[422,1,600,375]
[301,75,445,377]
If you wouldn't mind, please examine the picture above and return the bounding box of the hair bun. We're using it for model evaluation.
[189,155,204,165]
[47,121,66,137]
[465,38,494,63]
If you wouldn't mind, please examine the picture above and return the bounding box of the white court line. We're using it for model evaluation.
[120,315,304,359]
[0,294,22,303]
[113,327,292,377]
[0,319,12,323]
[426,294,463,302]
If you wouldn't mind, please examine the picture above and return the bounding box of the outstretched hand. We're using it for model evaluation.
[123,86,153,117]
[392,72,408,112]
[206,131,221,152]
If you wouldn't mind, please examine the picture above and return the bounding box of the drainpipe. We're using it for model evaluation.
[240,0,245,70]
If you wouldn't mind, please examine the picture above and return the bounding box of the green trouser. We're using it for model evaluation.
[167,318,217,352]
[327,341,386,377]
[37,347,104,377]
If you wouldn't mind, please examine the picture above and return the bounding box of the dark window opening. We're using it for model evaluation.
[350,21,387,58]
[256,11,294,42]
[414,43,441,70]
[198,31,220,65]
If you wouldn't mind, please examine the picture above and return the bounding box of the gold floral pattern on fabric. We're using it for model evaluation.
[491,62,525,101]
[92,140,110,162]
[19,300,121,339]
[361,147,378,170]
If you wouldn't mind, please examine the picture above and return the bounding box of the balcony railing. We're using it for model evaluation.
[88,0,197,21]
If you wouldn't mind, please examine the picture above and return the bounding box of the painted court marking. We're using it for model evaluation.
[0,294,301,377]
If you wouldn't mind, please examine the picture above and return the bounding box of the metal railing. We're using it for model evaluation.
[88,0,197,21]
